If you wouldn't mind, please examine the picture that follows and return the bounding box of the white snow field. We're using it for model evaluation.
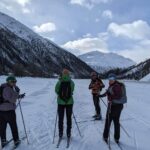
[0,77,150,150]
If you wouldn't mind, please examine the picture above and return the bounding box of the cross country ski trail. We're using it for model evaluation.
[0,77,150,150]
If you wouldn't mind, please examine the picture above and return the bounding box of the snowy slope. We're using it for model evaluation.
[140,73,150,82]
[0,12,94,78]
[78,51,135,72]
[0,12,39,42]
[118,59,150,80]
[0,76,150,150]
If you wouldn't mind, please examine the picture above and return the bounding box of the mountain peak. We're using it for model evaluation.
[78,51,136,73]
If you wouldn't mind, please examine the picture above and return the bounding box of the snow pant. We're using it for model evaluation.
[58,104,73,137]
[103,104,123,140]
[92,94,101,116]
[0,110,19,143]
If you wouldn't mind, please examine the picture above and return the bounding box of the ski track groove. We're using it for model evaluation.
[3,79,150,150]
[133,132,138,150]
[127,112,150,128]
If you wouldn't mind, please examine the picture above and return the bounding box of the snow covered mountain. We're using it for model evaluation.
[98,58,150,80]
[141,73,150,82]
[78,51,135,73]
[0,12,94,78]
[117,59,150,80]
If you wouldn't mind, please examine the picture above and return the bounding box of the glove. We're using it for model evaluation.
[15,86,20,93]
[99,94,106,98]
[19,93,26,99]
[99,95,103,98]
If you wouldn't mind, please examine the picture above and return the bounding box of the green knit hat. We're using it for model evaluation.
[6,76,17,82]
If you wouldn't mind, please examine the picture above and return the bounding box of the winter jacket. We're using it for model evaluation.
[89,78,104,95]
[55,75,75,105]
[0,83,19,111]
[100,81,122,104]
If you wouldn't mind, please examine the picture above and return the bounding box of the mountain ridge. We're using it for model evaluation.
[0,12,94,78]
[78,50,136,73]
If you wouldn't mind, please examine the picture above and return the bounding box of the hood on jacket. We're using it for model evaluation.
[61,75,71,82]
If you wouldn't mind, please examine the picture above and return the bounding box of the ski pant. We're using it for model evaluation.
[103,104,123,140]
[0,110,19,143]
[92,94,101,116]
[58,104,73,137]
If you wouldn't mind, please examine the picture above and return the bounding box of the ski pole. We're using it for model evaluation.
[52,109,58,144]
[120,124,130,138]
[18,99,29,144]
[72,112,82,137]
[0,137,2,149]
[100,98,131,138]
[108,102,111,150]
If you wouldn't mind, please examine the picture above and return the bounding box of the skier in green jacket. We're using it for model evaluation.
[55,69,75,138]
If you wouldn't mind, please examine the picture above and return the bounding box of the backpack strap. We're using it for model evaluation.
[0,85,10,104]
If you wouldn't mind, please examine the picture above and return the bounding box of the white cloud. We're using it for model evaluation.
[102,10,113,19]
[14,0,30,7]
[70,0,110,9]
[22,8,31,14]
[111,35,150,63]
[108,20,150,40]
[98,32,109,40]
[83,33,92,38]
[118,45,150,63]
[107,20,150,62]
[33,22,56,33]
[0,2,13,11]
[14,0,31,14]
[0,0,31,14]
[62,37,108,55]
[62,20,150,62]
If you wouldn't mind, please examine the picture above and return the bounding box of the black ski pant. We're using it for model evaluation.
[58,104,73,137]
[93,94,101,116]
[103,104,123,140]
[0,110,19,143]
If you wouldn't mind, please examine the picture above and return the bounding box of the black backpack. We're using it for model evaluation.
[0,85,5,104]
[58,81,72,102]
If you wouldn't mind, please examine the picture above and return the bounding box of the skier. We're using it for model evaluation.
[55,69,75,139]
[89,72,104,120]
[99,73,126,144]
[0,75,25,148]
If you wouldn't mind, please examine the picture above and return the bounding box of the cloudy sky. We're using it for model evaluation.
[0,0,150,63]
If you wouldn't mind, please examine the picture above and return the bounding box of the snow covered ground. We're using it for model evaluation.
[0,77,150,150]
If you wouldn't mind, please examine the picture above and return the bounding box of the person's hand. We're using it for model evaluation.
[15,86,20,93]
[19,93,26,99]
[99,93,106,98]
[99,95,103,98]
